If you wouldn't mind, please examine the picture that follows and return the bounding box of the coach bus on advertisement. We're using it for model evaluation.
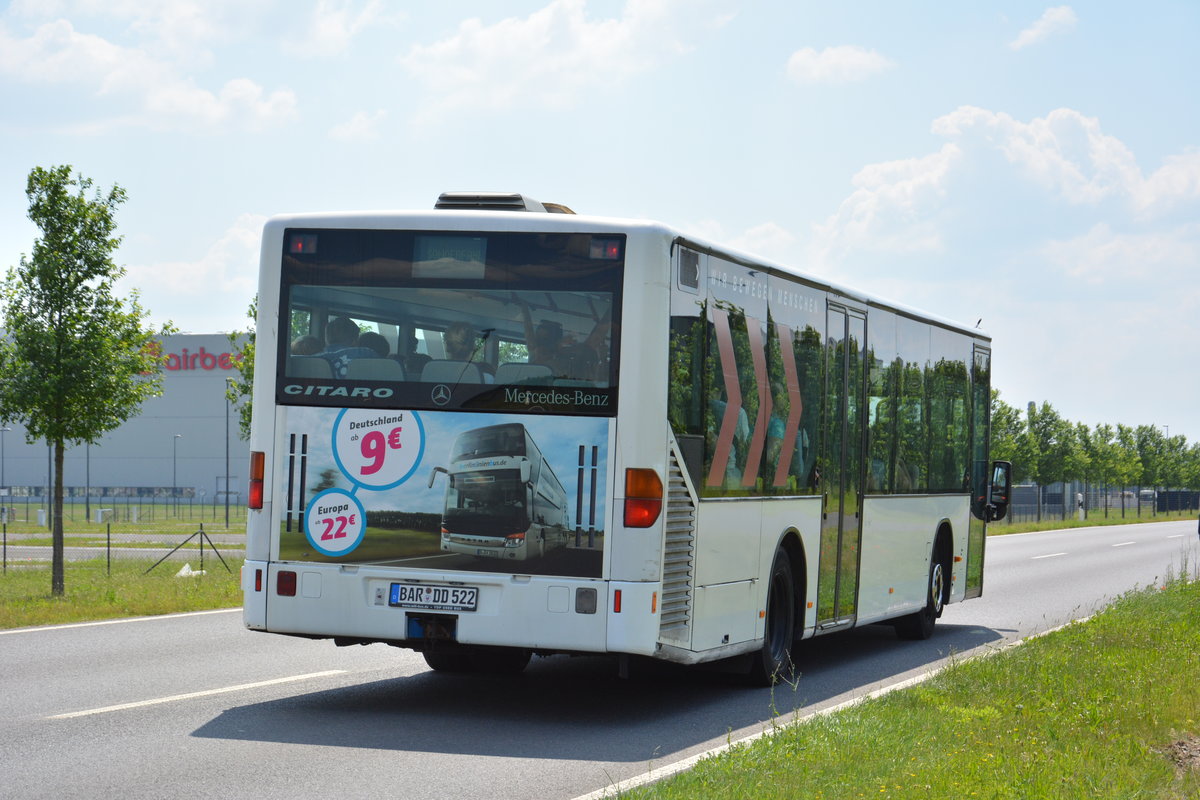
[241,192,1012,683]
[428,422,572,561]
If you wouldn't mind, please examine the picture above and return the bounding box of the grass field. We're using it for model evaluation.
[622,572,1200,800]
[988,507,1199,535]
[0,558,242,629]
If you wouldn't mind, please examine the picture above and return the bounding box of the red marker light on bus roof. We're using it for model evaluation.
[589,238,622,260]
[289,234,318,254]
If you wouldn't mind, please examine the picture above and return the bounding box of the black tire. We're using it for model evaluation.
[423,646,531,674]
[748,547,798,686]
[896,550,947,641]
[422,648,474,672]
[469,647,531,674]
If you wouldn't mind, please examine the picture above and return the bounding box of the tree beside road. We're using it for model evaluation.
[0,165,174,595]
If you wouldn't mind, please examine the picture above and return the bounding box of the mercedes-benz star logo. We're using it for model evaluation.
[430,384,452,406]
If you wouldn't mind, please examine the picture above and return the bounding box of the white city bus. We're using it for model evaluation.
[242,192,1011,682]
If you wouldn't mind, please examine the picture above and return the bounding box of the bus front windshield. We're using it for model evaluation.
[276,229,623,417]
[444,469,529,535]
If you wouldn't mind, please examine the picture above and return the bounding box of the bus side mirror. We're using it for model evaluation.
[520,461,531,484]
[427,466,449,489]
[988,460,1012,522]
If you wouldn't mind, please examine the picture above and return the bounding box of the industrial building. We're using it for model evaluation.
[1,334,251,511]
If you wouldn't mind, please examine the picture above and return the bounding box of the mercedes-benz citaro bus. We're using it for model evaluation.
[242,191,1012,683]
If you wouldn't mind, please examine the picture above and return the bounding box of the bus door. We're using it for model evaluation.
[965,345,992,599]
[817,304,867,629]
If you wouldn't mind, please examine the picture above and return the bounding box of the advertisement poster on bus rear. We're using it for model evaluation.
[275,407,611,579]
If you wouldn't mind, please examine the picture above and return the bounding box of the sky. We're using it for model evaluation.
[1,1,1197,442]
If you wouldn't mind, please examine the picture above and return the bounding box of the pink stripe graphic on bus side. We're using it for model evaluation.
[740,317,771,488]
[773,322,804,487]
[705,307,741,487]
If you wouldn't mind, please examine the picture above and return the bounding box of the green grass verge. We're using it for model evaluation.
[990,507,1199,535]
[623,574,1200,800]
[0,558,243,629]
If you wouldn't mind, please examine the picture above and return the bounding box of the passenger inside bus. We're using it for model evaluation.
[356,331,390,358]
[290,335,322,355]
[319,316,376,378]
[516,299,611,382]
[442,322,494,383]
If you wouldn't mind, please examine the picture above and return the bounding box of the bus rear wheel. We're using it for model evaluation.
[422,646,531,674]
[748,547,797,686]
[422,648,473,673]
[470,647,531,674]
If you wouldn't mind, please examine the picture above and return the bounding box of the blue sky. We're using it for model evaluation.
[1,1,1197,441]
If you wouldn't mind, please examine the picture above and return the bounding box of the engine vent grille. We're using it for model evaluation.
[659,450,695,644]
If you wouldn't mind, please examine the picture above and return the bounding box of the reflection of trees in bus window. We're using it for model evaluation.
[928,357,970,493]
[668,302,706,438]
[895,361,927,493]
[668,298,821,498]
[866,353,896,495]
[702,300,756,493]
[970,350,992,519]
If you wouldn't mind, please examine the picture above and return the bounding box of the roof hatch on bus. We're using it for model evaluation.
[434,192,575,214]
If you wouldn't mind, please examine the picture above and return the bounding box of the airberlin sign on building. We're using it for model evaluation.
[145,341,243,372]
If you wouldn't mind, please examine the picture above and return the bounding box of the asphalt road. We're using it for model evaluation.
[1,519,1195,800]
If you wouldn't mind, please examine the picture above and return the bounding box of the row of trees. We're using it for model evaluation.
[991,392,1200,497]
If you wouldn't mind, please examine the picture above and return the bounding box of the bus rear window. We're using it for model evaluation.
[276,230,622,417]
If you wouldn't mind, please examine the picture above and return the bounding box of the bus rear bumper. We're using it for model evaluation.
[257,562,623,654]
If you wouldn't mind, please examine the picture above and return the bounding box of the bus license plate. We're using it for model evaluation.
[389,583,478,612]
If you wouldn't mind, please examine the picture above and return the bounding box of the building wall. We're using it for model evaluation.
[1,334,251,503]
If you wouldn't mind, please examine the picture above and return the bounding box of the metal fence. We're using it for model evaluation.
[1007,483,1200,524]
[0,500,245,574]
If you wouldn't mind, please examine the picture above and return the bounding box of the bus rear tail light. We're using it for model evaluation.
[277,570,297,597]
[248,451,265,509]
[623,468,663,527]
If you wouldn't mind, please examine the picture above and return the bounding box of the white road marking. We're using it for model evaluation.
[0,608,240,636]
[1112,541,1136,548]
[1032,552,1067,560]
[47,670,346,719]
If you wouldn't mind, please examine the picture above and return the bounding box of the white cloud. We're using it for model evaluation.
[931,106,1200,214]
[125,214,264,331]
[729,222,797,261]
[1138,151,1200,216]
[329,109,387,142]
[1041,222,1200,284]
[811,143,961,264]
[931,106,1139,205]
[786,45,894,85]
[284,0,390,58]
[1009,6,1077,50]
[399,0,725,120]
[809,105,1200,291]
[0,18,296,132]
[7,0,270,64]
